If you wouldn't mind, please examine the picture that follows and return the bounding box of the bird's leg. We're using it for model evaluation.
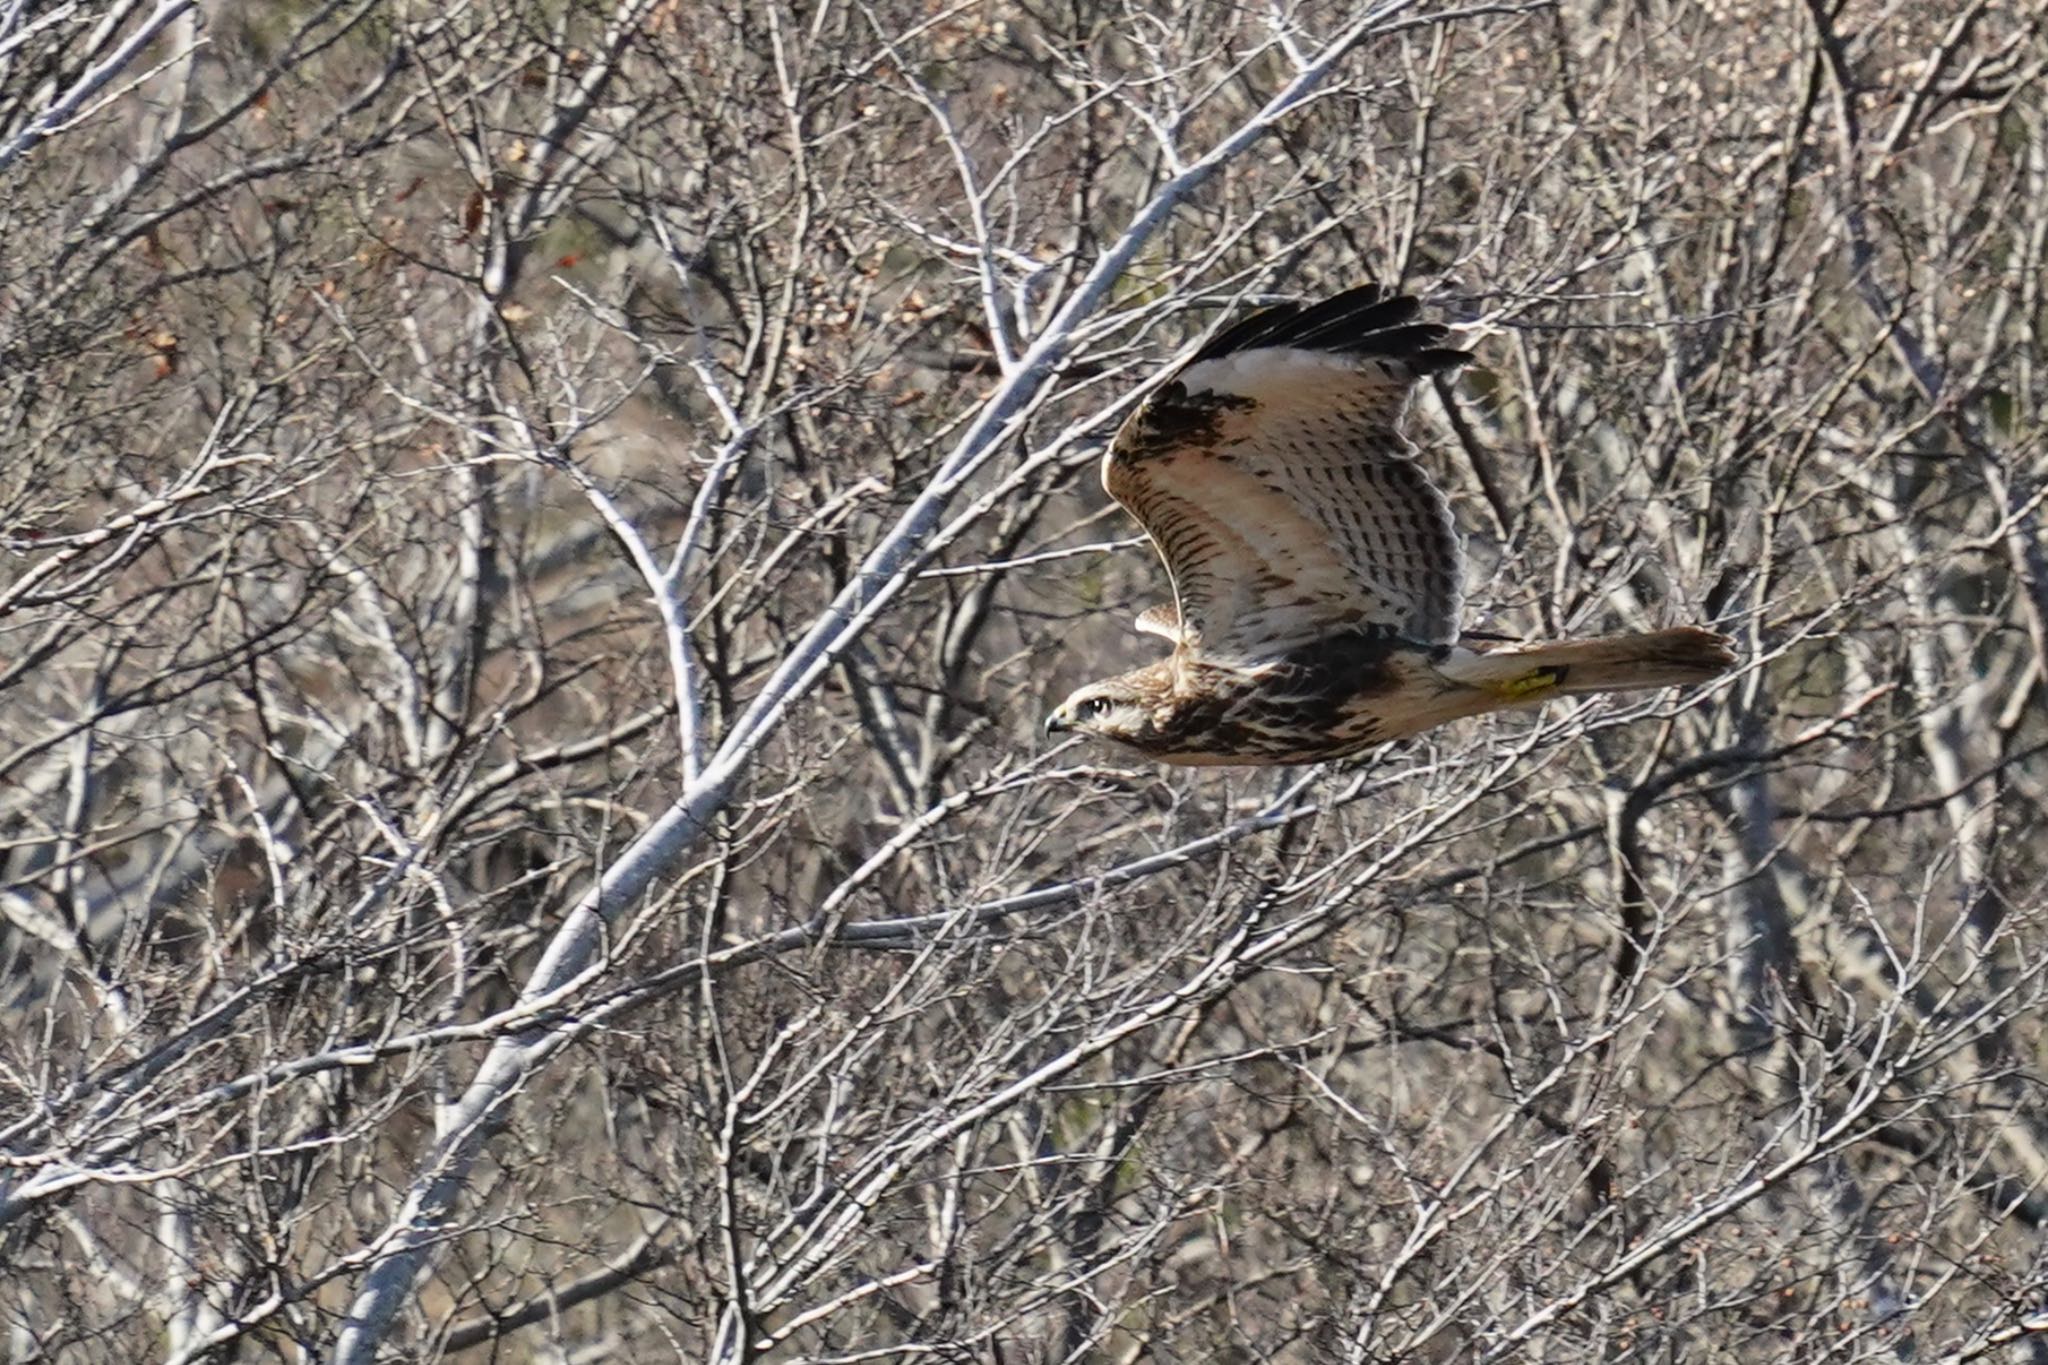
[1484,668,1566,702]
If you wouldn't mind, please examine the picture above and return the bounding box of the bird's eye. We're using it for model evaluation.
[1081,696,1113,719]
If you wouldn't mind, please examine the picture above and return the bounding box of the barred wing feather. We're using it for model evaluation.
[1102,285,1471,662]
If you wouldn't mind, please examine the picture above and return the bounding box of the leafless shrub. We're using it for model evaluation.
[2,0,2044,1360]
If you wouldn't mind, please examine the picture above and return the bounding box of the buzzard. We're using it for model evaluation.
[1045,284,1735,766]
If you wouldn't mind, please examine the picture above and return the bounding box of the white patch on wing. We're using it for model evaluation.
[1177,348,1414,408]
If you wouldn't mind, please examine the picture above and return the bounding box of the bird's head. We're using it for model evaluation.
[1044,678,1159,749]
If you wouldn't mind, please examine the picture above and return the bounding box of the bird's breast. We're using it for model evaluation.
[1140,633,1423,763]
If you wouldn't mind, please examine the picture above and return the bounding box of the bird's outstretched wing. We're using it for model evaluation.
[1102,284,1472,661]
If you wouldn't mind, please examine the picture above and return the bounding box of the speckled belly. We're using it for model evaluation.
[1153,633,1455,765]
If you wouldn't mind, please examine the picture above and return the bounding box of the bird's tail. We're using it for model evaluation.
[1437,627,1736,702]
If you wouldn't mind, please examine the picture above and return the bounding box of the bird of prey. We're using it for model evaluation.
[1044,284,1735,765]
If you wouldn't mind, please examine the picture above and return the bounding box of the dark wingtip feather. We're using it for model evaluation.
[1409,347,1474,376]
[1192,283,1472,369]
[1190,300,1304,363]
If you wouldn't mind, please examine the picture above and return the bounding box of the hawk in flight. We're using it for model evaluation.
[1045,284,1735,765]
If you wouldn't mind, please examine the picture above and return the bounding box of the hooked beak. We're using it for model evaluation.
[1044,711,1068,734]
